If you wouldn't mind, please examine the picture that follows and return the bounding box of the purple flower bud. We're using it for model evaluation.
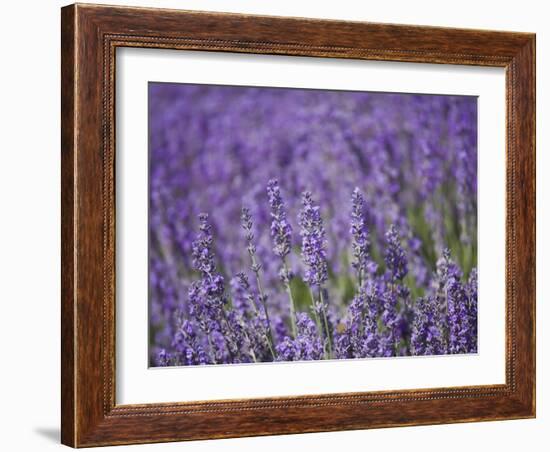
[411,296,445,356]
[267,179,293,259]
[275,313,323,361]
[298,191,328,288]
[384,225,408,281]
[192,213,216,276]
[350,187,372,285]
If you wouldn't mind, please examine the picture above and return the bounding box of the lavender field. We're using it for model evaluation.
[149,82,478,366]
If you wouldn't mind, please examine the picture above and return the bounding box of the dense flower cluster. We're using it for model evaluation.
[149,83,478,365]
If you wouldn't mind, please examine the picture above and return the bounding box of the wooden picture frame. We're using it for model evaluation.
[61,3,535,447]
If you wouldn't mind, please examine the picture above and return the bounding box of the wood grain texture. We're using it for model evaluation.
[60,5,76,446]
[60,3,536,447]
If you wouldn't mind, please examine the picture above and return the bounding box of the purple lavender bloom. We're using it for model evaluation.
[148,83,478,366]
[240,207,256,262]
[230,274,252,317]
[381,289,399,352]
[187,281,215,334]
[298,191,328,288]
[188,213,241,363]
[223,310,254,363]
[447,277,470,354]
[156,349,173,366]
[267,179,293,261]
[336,284,381,359]
[384,225,408,282]
[240,207,277,358]
[466,268,479,353]
[192,213,216,276]
[275,313,323,361]
[267,179,298,336]
[411,296,445,356]
[434,249,478,354]
[298,190,333,356]
[350,187,372,287]
[171,319,210,365]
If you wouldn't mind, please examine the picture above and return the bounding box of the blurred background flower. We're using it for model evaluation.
[148,83,478,366]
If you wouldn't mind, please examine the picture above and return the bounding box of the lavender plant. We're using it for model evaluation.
[267,179,297,337]
[298,191,333,357]
[149,83,478,366]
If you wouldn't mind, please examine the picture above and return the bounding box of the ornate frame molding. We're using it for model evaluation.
[61,4,535,447]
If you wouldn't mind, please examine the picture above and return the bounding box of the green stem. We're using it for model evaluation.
[243,274,275,360]
[319,289,333,359]
[282,262,297,338]
[248,251,277,359]
[244,292,260,317]
[389,282,397,354]
[238,318,257,363]
[207,335,217,364]
[309,287,323,338]
[220,309,236,361]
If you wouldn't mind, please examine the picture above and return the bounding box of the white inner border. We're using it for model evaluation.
[116,48,506,404]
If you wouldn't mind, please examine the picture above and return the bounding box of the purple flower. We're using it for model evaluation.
[298,190,333,356]
[411,296,445,356]
[466,268,478,352]
[350,187,372,286]
[336,284,381,359]
[171,319,210,365]
[381,288,398,350]
[267,179,298,336]
[240,207,277,358]
[147,84,479,366]
[192,213,216,276]
[434,249,477,354]
[267,179,293,261]
[298,191,328,288]
[230,273,254,317]
[384,225,408,281]
[156,349,173,366]
[447,277,470,354]
[240,207,257,267]
[275,313,323,361]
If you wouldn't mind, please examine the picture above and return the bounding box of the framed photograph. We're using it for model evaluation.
[61,3,535,447]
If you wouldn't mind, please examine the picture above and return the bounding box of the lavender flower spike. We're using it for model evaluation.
[299,191,328,288]
[411,296,445,356]
[189,214,232,363]
[267,178,298,337]
[384,224,408,282]
[350,187,371,288]
[240,206,277,358]
[267,179,293,259]
[299,190,332,357]
[276,313,323,361]
[192,213,216,276]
